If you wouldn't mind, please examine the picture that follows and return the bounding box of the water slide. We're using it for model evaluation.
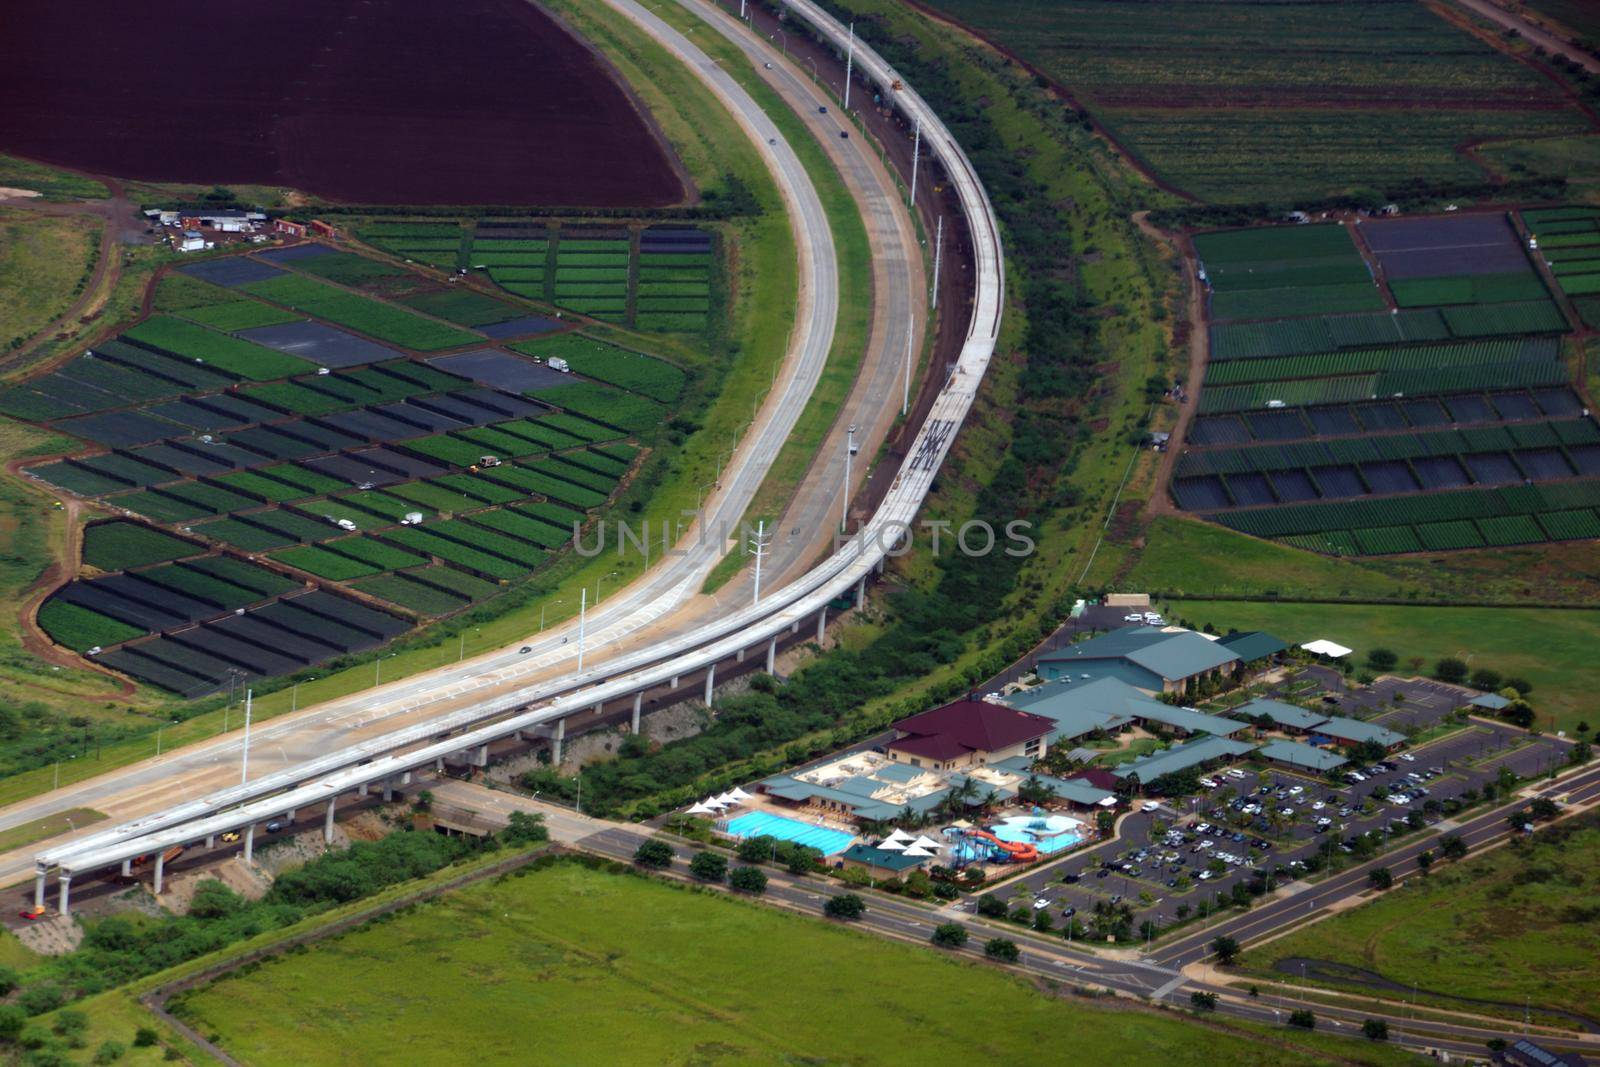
[964,828,1038,864]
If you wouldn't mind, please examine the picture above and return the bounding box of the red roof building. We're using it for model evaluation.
[886,699,1054,772]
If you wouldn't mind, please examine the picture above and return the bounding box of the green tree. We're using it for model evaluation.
[736,834,778,864]
[632,839,674,869]
[502,811,548,846]
[976,893,1008,918]
[1190,991,1218,1011]
[0,966,19,996]
[0,1005,25,1042]
[131,1029,158,1049]
[1362,1019,1389,1041]
[413,789,433,813]
[1416,850,1433,876]
[1434,658,1467,683]
[1032,908,1054,932]
[1211,935,1240,965]
[1288,1009,1316,1030]
[1469,667,1502,692]
[729,866,768,894]
[50,1009,87,1040]
[93,1040,128,1064]
[1365,648,1397,670]
[1368,866,1394,890]
[824,893,865,920]
[984,937,1020,962]
[689,850,728,882]
[931,922,969,948]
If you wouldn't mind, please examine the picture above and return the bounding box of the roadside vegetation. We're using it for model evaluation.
[1243,810,1600,1026]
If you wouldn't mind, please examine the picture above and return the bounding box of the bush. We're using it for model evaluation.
[17,986,63,1017]
[689,850,728,883]
[1288,1009,1316,1029]
[1365,648,1397,670]
[0,966,18,996]
[1190,991,1218,1011]
[632,839,674,869]
[1362,1019,1389,1041]
[931,922,969,948]
[49,1011,86,1039]
[502,811,548,846]
[0,1005,25,1042]
[976,893,1008,918]
[1469,668,1502,691]
[187,880,243,920]
[93,1040,127,1064]
[984,937,1020,962]
[1434,657,1468,683]
[1368,867,1394,890]
[824,893,865,920]
[132,1029,158,1049]
[728,866,768,894]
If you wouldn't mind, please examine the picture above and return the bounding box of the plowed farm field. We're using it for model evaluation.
[0,0,684,207]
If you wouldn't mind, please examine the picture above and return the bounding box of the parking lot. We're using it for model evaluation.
[969,670,1573,943]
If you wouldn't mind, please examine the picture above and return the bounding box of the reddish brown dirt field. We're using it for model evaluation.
[0,0,684,207]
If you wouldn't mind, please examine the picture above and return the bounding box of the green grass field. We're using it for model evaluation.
[1246,812,1600,1024]
[0,206,100,354]
[1164,597,1600,732]
[177,860,1395,1066]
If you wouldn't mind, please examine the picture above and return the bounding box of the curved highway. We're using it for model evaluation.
[29,0,1005,890]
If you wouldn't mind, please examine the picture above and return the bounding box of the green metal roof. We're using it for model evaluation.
[839,843,930,871]
[1235,698,1328,730]
[1256,739,1348,771]
[1040,627,1240,683]
[1217,631,1290,662]
[1312,716,1405,748]
[1113,735,1256,780]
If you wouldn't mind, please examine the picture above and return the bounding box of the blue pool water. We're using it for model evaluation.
[990,815,1084,855]
[724,811,857,855]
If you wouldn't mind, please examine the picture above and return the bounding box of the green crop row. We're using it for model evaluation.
[82,521,200,571]
[125,317,315,381]
[240,274,478,352]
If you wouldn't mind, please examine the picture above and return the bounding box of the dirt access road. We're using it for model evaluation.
[1452,0,1600,74]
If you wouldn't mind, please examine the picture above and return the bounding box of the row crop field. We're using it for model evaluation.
[510,334,684,402]
[1212,479,1600,556]
[1526,207,1600,302]
[919,0,1594,203]
[240,272,479,352]
[1195,223,1382,321]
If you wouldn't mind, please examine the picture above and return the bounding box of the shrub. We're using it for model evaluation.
[93,1040,127,1064]
[1288,1009,1316,1030]
[976,893,1008,918]
[1365,648,1397,670]
[688,850,727,882]
[824,893,865,920]
[1434,657,1468,683]
[931,923,968,948]
[50,1010,87,1039]
[1362,1019,1389,1041]
[17,985,63,1017]
[502,811,548,846]
[984,937,1020,962]
[0,1005,25,1042]
[1469,668,1502,691]
[132,1029,158,1049]
[728,866,768,895]
[1190,991,1218,1011]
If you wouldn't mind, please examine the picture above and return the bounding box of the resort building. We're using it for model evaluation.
[885,699,1054,770]
[1036,626,1240,695]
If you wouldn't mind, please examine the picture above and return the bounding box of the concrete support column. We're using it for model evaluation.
[790,620,799,635]
[816,607,827,643]
[401,771,413,786]
[58,876,71,917]
[244,825,255,865]
[875,555,886,575]
[855,578,865,610]
[324,797,337,843]
[631,692,642,733]
[736,646,746,662]
[154,852,166,895]
[285,808,296,823]
[704,664,716,705]
[552,717,565,765]
[669,674,679,689]
[204,835,214,849]
[592,701,602,718]
[33,870,45,911]
[435,757,444,772]
[122,859,132,877]
[359,782,369,798]
[382,778,395,803]
[474,745,489,767]
[766,636,777,673]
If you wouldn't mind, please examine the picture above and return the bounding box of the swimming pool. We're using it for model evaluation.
[724,811,857,856]
[990,815,1084,855]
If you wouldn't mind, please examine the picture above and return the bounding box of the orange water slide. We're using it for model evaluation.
[965,829,1039,863]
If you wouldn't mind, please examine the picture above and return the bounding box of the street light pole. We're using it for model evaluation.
[577,587,588,674]
[843,22,854,111]
[750,520,769,606]
[909,116,921,204]
[241,689,253,785]
[840,425,857,533]
[931,215,944,311]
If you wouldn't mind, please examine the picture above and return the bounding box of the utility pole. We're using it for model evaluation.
[844,22,855,112]
[241,689,253,785]
[749,520,769,606]
[931,215,944,311]
[841,424,858,533]
[909,117,921,204]
[577,587,588,673]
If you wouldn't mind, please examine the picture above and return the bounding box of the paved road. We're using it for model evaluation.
[0,0,869,873]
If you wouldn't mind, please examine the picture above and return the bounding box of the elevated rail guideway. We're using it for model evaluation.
[34,0,1005,912]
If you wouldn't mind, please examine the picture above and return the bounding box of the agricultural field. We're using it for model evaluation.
[173,859,1363,1067]
[918,0,1594,202]
[1174,214,1594,556]
[1241,810,1600,1023]
[0,0,685,206]
[1525,206,1600,305]
[0,206,100,355]
[7,249,678,693]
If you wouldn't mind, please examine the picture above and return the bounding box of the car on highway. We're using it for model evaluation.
[221,831,240,843]
[266,821,287,833]
[519,646,532,654]
[818,105,828,113]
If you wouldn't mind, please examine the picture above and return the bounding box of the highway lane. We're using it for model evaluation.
[0,0,852,868]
